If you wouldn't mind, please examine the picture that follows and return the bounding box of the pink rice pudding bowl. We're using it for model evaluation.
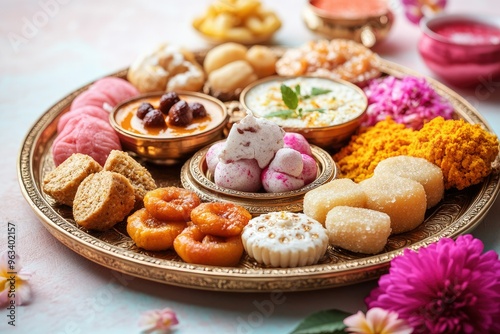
[418,14,500,87]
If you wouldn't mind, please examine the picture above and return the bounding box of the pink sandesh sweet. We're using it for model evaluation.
[219,113,284,169]
[70,89,117,112]
[344,307,413,334]
[268,148,303,177]
[214,159,262,192]
[283,132,312,156]
[52,115,121,166]
[205,141,225,174]
[261,168,305,193]
[301,153,317,184]
[0,251,33,307]
[57,105,110,133]
[90,76,140,108]
[366,234,500,334]
[71,76,139,112]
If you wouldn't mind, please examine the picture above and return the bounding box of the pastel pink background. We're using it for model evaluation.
[1,0,499,333]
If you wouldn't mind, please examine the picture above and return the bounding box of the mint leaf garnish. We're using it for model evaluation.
[294,84,302,97]
[264,109,295,119]
[289,309,351,334]
[281,84,299,110]
[310,87,332,96]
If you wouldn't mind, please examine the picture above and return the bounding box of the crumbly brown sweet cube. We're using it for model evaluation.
[73,171,135,231]
[42,153,102,206]
[103,150,156,205]
[325,206,391,254]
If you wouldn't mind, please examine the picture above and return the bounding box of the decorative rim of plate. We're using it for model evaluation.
[17,59,500,292]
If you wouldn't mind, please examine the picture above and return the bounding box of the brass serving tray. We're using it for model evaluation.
[18,59,500,292]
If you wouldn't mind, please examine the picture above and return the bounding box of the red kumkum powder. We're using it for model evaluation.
[310,0,389,19]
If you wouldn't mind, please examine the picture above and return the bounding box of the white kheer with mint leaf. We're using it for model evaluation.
[243,77,367,128]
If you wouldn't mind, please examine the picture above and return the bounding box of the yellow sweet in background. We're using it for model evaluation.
[193,0,281,43]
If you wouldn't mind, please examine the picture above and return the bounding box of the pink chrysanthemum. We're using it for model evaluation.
[402,0,447,24]
[366,235,500,334]
[362,76,454,130]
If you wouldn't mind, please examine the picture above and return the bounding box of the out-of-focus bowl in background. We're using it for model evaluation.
[418,14,500,87]
[302,0,394,48]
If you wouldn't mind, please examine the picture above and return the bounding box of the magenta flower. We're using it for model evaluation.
[139,308,179,333]
[362,76,454,130]
[0,251,32,307]
[366,234,500,333]
[344,307,413,334]
[402,0,447,24]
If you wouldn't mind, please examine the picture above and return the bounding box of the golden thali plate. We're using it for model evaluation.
[18,59,500,292]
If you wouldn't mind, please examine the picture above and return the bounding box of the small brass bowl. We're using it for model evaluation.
[302,0,394,47]
[240,76,368,149]
[110,91,228,163]
[180,143,336,215]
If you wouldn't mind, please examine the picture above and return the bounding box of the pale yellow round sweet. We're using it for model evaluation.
[208,60,258,92]
[246,45,277,78]
[303,178,367,226]
[203,42,248,74]
[325,206,391,254]
[374,155,444,209]
[360,174,427,234]
[241,211,328,268]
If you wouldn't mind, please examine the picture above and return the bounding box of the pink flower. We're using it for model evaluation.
[344,307,413,334]
[0,251,32,307]
[402,0,447,24]
[362,76,454,130]
[139,308,179,333]
[366,235,500,334]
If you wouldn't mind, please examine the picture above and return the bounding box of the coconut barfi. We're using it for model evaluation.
[360,174,427,234]
[303,178,367,225]
[325,206,391,254]
[374,155,444,208]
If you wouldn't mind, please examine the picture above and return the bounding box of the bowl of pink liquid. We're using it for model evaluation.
[419,14,500,87]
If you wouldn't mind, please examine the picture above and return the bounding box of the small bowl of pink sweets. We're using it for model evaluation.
[180,112,336,215]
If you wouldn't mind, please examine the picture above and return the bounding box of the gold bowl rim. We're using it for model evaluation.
[239,75,368,131]
[109,90,229,142]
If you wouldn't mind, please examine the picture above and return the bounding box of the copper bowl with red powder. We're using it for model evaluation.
[302,0,394,47]
[418,14,500,87]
